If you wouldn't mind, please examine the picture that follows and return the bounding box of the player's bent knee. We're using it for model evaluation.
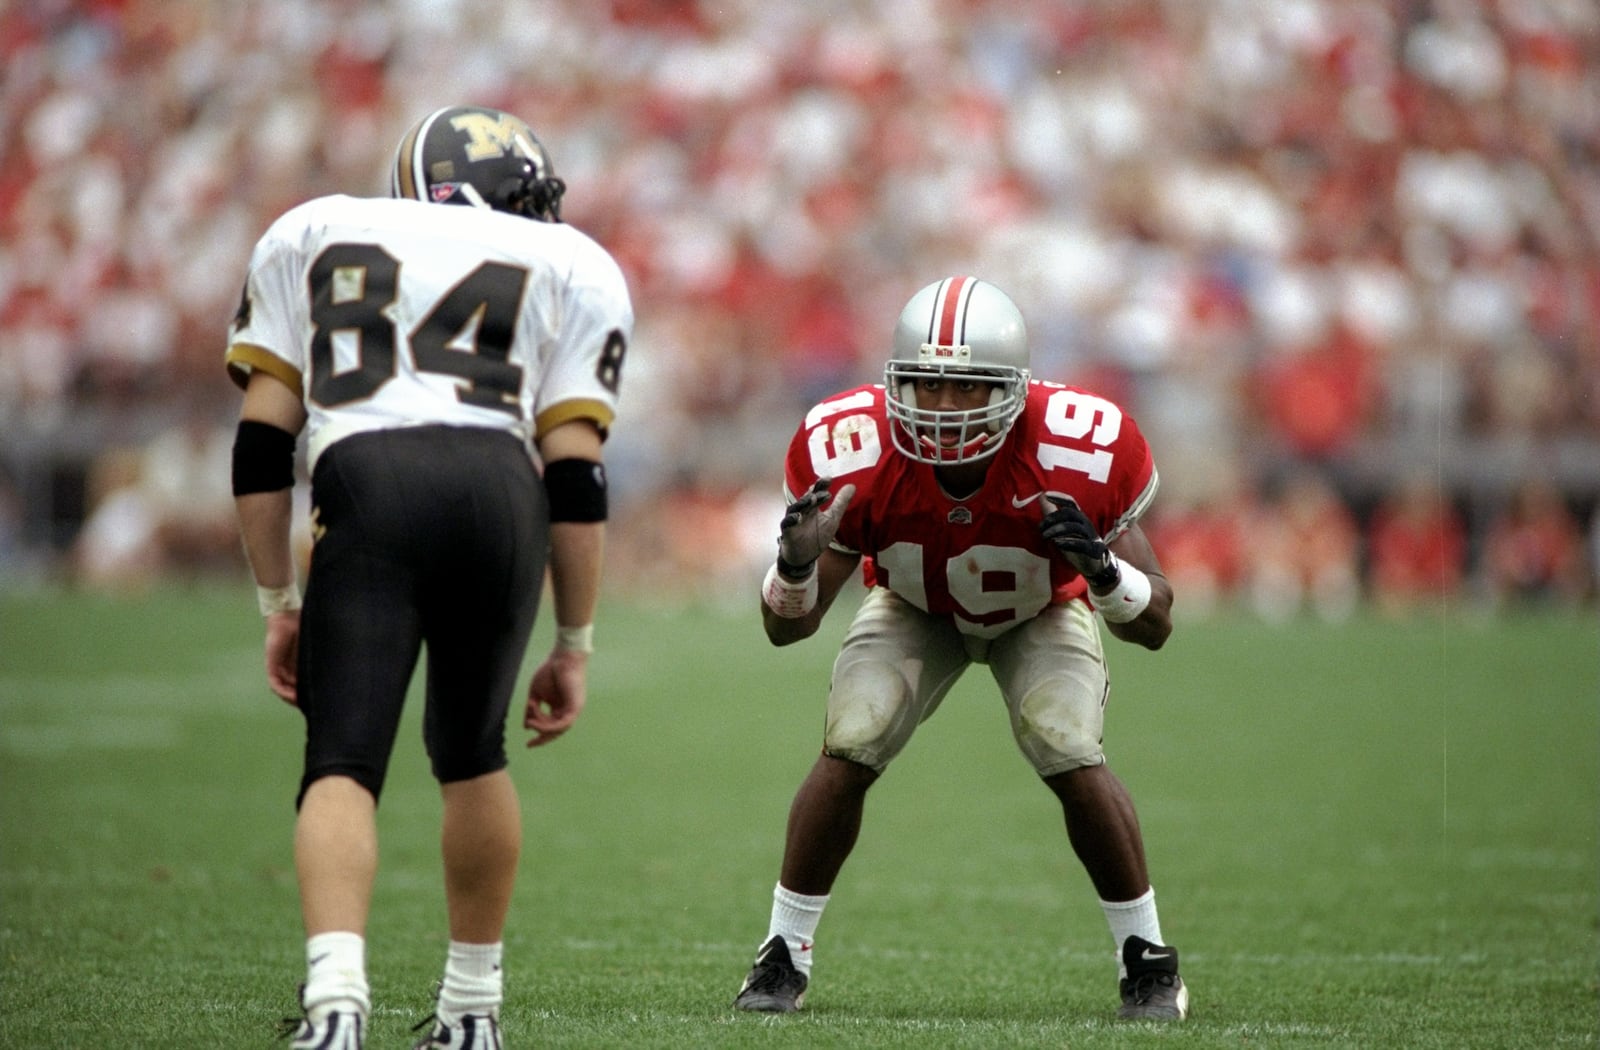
[1013,686,1105,776]
[824,663,914,772]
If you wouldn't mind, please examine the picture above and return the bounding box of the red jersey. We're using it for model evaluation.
[783,381,1158,638]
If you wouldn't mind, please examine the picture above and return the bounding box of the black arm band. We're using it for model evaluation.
[231,419,297,496]
[544,458,608,523]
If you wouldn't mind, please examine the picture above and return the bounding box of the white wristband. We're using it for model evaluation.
[1090,561,1152,623]
[762,561,818,619]
[257,582,302,617]
[555,624,594,654]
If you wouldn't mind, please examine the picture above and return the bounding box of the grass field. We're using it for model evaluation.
[1,583,1595,1048]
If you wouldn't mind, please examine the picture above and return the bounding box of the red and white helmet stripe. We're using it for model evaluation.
[927,275,978,351]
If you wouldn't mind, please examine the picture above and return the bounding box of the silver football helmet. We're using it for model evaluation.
[884,276,1031,465]
[390,105,565,221]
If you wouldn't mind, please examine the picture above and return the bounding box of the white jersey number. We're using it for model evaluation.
[804,388,1123,486]
[1037,388,1121,483]
[805,391,883,478]
[876,541,1053,637]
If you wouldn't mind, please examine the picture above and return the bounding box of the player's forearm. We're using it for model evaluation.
[548,521,604,632]
[762,601,823,645]
[760,549,857,646]
[235,489,296,588]
[1101,571,1173,649]
[1092,527,1173,649]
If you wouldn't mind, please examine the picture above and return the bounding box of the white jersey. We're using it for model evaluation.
[226,194,633,470]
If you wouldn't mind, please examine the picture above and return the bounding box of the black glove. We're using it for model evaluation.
[1040,496,1120,589]
[777,477,856,579]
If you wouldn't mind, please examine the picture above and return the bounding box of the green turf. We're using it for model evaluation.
[1,585,1595,1048]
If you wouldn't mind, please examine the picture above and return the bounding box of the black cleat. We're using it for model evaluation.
[1117,935,1189,1020]
[733,935,809,1013]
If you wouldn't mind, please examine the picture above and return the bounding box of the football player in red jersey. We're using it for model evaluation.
[733,276,1188,1021]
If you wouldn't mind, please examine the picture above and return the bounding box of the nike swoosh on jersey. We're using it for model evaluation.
[1011,492,1044,509]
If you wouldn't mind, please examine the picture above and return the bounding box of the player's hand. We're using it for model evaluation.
[263,610,300,705]
[1040,496,1120,588]
[525,649,588,747]
[778,477,856,577]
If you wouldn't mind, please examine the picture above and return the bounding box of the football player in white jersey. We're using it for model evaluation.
[733,277,1188,1022]
[228,105,633,1050]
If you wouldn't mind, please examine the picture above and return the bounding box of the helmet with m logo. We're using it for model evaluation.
[390,105,566,221]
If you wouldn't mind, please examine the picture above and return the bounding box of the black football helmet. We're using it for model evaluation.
[390,105,566,221]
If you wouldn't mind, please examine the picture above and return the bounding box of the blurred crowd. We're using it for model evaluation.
[1,0,1596,614]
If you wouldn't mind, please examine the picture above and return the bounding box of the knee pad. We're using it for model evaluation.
[824,662,915,772]
[1013,679,1106,776]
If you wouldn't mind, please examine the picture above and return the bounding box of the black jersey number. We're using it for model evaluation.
[307,243,528,415]
[596,328,626,394]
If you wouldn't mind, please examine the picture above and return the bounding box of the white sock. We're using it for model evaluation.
[304,931,370,1020]
[1101,887,1164,979]
[767,883,828,977]
[439,940,503,1019]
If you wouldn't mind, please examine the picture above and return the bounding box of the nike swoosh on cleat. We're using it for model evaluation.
[1140,947,1176,961]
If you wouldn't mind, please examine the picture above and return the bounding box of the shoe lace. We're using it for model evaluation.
[411,1010,503,1049]
[744,957,799,995]
[409,1010,446,1047]
[1125,971,1178,1004]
